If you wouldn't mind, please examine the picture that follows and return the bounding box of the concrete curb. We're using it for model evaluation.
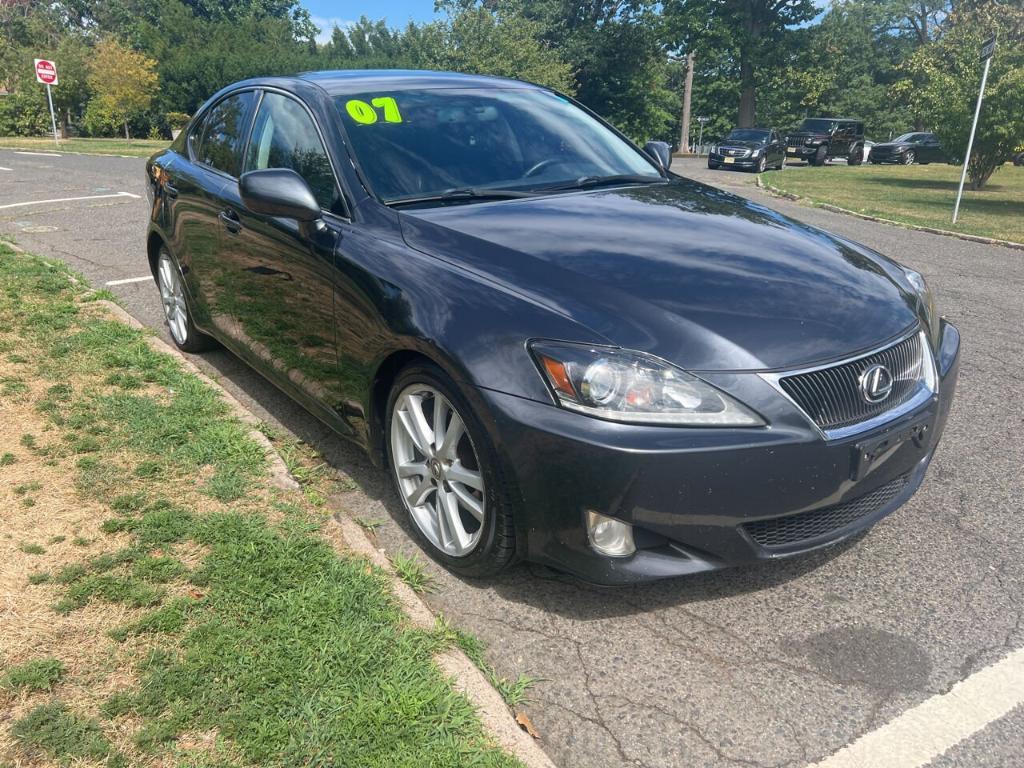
[755,176,1024,252]
[87,293,555,768]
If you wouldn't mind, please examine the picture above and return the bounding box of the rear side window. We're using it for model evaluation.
[245,92,340,213]
[196,91,256,177]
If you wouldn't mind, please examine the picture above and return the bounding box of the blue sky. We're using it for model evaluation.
[304,0,438,42]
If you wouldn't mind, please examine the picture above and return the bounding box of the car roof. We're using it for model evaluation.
[804,117,861,122]
[296,69,542,95]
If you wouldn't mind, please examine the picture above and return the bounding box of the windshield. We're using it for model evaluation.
[334,88,661,203]
[798,119,837,133]
[893,133,922,143]
[725,129,769,142]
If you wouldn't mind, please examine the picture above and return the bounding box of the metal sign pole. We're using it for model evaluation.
[45,83,59,147]
[953,36,995,225]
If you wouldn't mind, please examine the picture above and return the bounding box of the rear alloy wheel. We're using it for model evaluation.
[387,364,516,576]
[901,150,915,165]
[156,248,214,352]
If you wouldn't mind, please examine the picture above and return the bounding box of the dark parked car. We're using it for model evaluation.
[786,118,865,166]
[869,133,945,165]
[145,71,960,585]
[707,128,785,173]
[1012,151,1023,167]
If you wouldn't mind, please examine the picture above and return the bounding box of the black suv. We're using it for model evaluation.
[786,118,864,166]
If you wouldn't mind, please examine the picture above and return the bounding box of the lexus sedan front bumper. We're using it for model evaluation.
[481,320,960,584]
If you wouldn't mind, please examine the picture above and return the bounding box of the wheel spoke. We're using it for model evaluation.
[440,490,473,553]
[406,475,435,507]
[398,461,427,479]
[438,411,464,460]
[447,461,483,492]
[406,394,436,454]
[397,403,432,456]
[450,482,484,522]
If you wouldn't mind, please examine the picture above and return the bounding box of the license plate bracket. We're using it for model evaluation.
[850,418,930,481]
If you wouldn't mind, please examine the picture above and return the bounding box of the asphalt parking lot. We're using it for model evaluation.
[2,148,1022,768]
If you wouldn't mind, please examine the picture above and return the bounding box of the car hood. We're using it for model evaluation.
[398,180,918,372]
[873,142,911,150]
[719,140,765,150]
[787,131,830,142]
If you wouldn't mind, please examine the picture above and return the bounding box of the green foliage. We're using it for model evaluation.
[0,658,65,692]
[897,2,1024,188]
[11,702,117,763]
[391,552,437,594]
[86,37,160,139]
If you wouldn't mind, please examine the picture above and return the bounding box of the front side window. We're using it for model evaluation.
[197,91,256,177]
[245,92,340,213]
[334,88,660,203]
[893,133,924,144]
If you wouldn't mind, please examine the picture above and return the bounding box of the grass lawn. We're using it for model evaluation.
[762,162,1024,244]
[0,244,522,768]
[0,136,169,157]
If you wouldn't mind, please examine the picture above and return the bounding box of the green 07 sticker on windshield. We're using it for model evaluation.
[345,97,403,124]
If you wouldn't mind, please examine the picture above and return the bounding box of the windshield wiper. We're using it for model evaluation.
[537,174,667,193]
[385,187,537,207]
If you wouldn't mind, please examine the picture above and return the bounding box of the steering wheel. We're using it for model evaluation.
[523,159,560,178]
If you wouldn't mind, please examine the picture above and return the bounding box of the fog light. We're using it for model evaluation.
[586,511,636,557]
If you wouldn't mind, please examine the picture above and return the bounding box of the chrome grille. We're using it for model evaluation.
[742,473,909,548]
[779,333,926,431]
[721,147,750,157]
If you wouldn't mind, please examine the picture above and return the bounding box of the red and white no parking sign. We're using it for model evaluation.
[34,59,59,85]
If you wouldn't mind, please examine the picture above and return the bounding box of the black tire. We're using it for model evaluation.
[847,145,863,165]
[871,159,882,164]
[708,160,719,170]
[901,150,915,165]
[385,362,517,578]
[155,246,216,353]
[810,145,828,166]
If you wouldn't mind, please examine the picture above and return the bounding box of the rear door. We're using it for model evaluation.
[216,90,351,428]
[182,90,258,331]
[921,133,942,163]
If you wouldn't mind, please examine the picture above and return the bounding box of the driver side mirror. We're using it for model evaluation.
[643,141,672,171]
[239,168,321,222]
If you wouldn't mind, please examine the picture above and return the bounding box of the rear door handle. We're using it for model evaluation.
[219,209,242,234]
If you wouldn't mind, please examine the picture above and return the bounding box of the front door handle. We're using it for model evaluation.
[219,209,242,234]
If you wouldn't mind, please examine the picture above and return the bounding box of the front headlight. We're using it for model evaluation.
[751,148,761,157]
[529,342,764,426]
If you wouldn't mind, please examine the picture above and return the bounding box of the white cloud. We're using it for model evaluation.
[310,16,356,44]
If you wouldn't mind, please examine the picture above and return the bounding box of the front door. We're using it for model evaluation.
[216,90,351,431]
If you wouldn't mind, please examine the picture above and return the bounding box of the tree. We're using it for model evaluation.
[86,38,159,139]
[406,1,575,94]
[897,1,1024,188]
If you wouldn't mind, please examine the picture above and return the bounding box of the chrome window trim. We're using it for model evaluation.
[760,328,937,442]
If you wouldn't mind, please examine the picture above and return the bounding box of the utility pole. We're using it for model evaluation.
[678,52,695,154]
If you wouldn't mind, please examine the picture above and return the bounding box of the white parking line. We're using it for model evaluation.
[14,151,62,157]
[0,166,12,171]
[104,276,153,286]
[812,647,1024,768]
[0,191,141,210]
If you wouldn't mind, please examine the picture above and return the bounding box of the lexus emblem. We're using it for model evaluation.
[859,364,894,404]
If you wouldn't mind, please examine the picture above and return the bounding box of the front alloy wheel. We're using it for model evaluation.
[391,384,485,556]
[902,150,915,165]
[387,365,516,576]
